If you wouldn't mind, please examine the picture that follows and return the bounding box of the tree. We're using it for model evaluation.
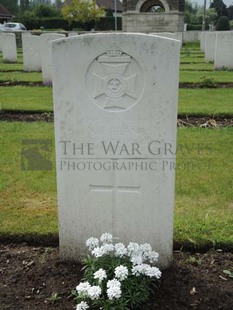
[34,4,60,17]
[62,0,105,24]
[205,8,218,25]
[210,0,228,18]
[20,0,30,13]
[0,0,18,15]
[20,10,38,29]
[227,5,233,20]
[216,15,230,30]
[31,0,52,5]
[105,8,113,17]
[184,0,199,23]
[54,0,63,10]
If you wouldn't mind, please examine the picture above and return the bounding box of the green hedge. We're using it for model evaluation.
[14,16,122,31]
[96,16,122,31]
[187,24,202,31]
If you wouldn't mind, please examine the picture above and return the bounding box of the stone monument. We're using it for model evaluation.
[22,33,42,72]
[2,33,17,63]
[40,33,65,85]
[214,32,233,70]
[52,33,180,268]
[122,0,185,33]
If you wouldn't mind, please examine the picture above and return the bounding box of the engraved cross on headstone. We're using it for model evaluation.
[90,171,141,209]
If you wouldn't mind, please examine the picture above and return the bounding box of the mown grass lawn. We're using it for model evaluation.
[0,62,23,71]
[0,43,232,249]
[180,70,233,83]
[0,122,232,246]
[0,122,57,235]
[1,86,233,117]
[0,71,42,82]
[179,88,233,116]
[180,62,213,71]
[0,86,53,112]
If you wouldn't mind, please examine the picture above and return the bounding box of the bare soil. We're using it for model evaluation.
[0,243,232,310]
[0,111,233,127]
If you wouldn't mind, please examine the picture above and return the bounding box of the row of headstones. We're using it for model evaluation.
[0,31,183,86]
[148,31,201,43]
[0,32,80,84]
[200,31,233,69]
[0,30,208,87]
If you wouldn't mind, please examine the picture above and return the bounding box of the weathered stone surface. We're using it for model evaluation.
[214,32,233,70]
[40,33,65,84]
[22,33,41,72]
[183,31,200,43]
[52,33,180,268]
[2,33,17,62]
[200,32,207,52]
[205,32,217,62]
[122,12,184,33]
[151,32,183,44]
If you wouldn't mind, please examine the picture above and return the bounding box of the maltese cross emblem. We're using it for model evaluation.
[86,46,144,112]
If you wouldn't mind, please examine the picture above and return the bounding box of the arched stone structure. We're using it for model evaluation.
[136,0,170,13]
[122,0,184,33]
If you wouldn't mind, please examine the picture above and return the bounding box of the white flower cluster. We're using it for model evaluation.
[86,237,99,251]
[114,242,127,257]
[107,279,122,299]
[76,301,89,310]
[91,243,115,257]
[86,233,159,265]
[132,264,161,279]
[76,233,161,310]
[94,268,107,282]
[114,265,128,281]
[100,232,113,243]
[127,242,159,265]
[76,281,101,300]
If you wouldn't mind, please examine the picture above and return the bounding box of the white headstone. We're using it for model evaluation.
[200,32,207,52]
[150,32,183,45]
[68,32,79,37]
[0,33,3,52]
[40,33,65,84]
[183,31,200,43]
[52,33,180,268]
[2,33,17,62]
[205,32,217,62]
[214,32,233,70]
[22,33,42,72]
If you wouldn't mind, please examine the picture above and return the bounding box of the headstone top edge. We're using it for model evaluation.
[51,32,181,48]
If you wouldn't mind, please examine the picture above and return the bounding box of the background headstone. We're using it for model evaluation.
[200,32,207,52]
[2,33,17,63]
[183,31,199,43]
[205,32,217,62]
[22,33,42,72]
[40,33,65,84]
[0,33,3,52]
[150,32,183,45]
[214,32,233,70]
[68,32,79,37]
[52,33,180,268]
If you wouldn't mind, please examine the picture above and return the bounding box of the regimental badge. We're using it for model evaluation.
[86,45,144,112]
